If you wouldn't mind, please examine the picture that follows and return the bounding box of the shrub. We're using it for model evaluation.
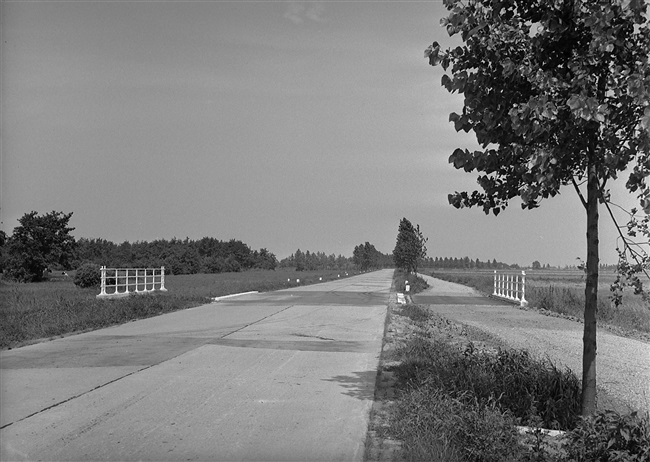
[73,263,101,288]
[561,410,650,462]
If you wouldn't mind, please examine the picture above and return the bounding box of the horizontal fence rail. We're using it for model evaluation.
[493,270,528,307]
[97,266,167,299]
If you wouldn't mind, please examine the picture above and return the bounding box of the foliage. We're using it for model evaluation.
[352,242,383,271]
[426,0,650,216]
[562,410,650,462]
[4,211,76,282]
[393,218,428,273]
[278,249,355,271]
[424,255,514,269]
[426,0,650,416]
[611,207,650,306]
[73,262,101,288]
[74,236,278,275]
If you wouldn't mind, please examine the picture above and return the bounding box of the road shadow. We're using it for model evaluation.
[322,370,378,401]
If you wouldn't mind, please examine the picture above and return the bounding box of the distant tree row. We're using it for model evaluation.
[278,250,352,271]
[422,256,515,270]
[0,211,279,281]
[75,236,278,275]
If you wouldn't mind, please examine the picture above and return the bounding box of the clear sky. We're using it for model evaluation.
[0,0,639,266]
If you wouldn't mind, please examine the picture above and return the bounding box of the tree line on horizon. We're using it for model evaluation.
[423,256,515,270]
[0,210,394,282]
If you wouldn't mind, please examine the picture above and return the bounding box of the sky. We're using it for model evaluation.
[0,0,641,267]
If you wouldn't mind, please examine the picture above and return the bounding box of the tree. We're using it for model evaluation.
[353,242,381,271]
[5,211,77,282]
[393,218,428,273]
[426,0,650,415]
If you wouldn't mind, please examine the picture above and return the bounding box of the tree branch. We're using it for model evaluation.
[603,199,650,281]
[572,176,588,210]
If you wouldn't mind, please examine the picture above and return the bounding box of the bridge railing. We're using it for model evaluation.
[97,266,167,299]
[493,270,528,307]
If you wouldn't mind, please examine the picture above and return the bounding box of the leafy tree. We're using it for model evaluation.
[294,249,306,271]
[5,211,76,282]
[353,242,381,271]
[393,218,428,273]
[532,260,542,270]
[426,0,650,415]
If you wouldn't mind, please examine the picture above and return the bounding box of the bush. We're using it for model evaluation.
[561,410,650,462]
[73,263,101,288]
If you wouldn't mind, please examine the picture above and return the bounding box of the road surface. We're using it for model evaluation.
[1,270,393,461]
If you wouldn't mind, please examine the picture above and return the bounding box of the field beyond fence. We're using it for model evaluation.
[429,269,650,338]
[0,268,358,350]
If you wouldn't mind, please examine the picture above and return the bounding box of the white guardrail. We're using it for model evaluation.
[493,270,528,307]
[97,266,167,299]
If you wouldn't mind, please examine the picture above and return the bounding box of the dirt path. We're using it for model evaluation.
[413,274,650,413]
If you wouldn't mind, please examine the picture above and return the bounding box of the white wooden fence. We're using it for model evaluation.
[493,270,528,307]
[97,266,167,299]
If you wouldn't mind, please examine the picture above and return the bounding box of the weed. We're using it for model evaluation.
[562,410,650,461]
[392,336,580,430]
[392,387,525,462]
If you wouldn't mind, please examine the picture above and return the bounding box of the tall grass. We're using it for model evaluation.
[387,304,582,462]
[431,270,650,335]
[0,268,356,349]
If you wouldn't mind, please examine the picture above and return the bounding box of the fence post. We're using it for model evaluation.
[160,266,167,292]
[520,270,528,307]
[493,270,497,296]
[99,266,107,297]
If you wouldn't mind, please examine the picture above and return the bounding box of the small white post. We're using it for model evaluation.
[493,270,497,296]
[99,266,107,296]
[160,266,167,292]
[520,270,528,307]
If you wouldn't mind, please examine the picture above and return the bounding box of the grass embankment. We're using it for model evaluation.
[430,269,650,336]
[0,268,356,349]
[381,299,650,461]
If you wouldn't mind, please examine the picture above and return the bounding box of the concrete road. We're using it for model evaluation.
[1,270,393,461]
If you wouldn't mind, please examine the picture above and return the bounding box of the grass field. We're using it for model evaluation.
[429,268,650,336]
[0,268,358,350]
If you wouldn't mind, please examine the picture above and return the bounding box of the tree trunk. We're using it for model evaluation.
[582,164,599,416]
